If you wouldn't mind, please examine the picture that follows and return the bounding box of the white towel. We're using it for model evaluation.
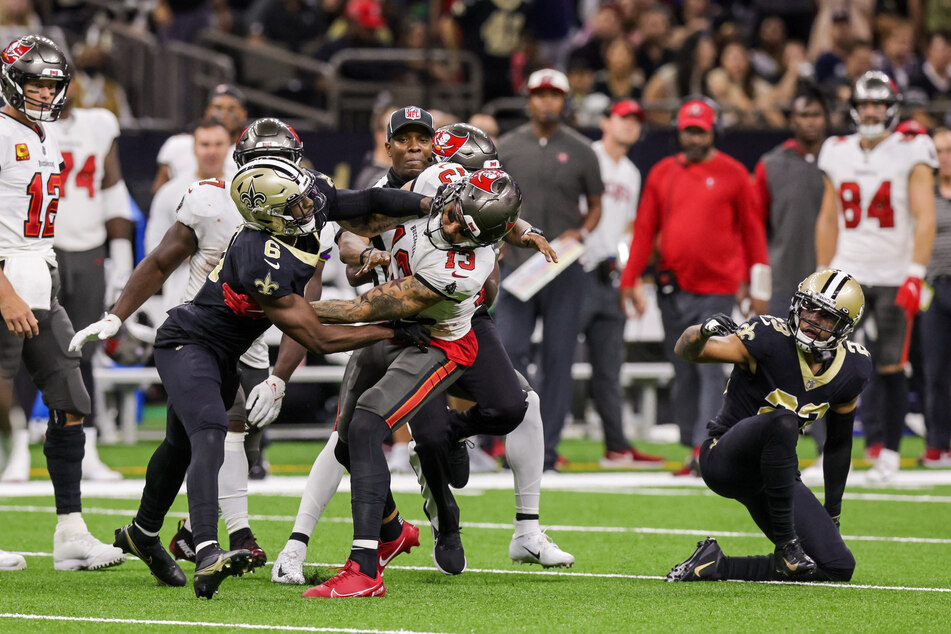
[3,255,52,311]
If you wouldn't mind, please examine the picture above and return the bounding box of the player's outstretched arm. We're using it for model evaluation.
[675,316,753,371]
[333,189,431,237]
[311,276,442,324]
[822,399,858,527]
[503,219,558,262]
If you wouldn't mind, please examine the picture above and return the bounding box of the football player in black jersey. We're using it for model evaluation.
[666,269,872,583]
[72,157,434,599]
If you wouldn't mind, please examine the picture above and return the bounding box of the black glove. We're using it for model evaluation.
[388,320,432,351]
[700,313,739,338]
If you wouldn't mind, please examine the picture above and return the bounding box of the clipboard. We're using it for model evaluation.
[501,236,585,302]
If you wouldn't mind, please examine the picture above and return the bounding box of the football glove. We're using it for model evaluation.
[69,314,122,352]
[222,282,265,319]
[700,313,738,339]
[388,320,432,351]
[894,275,922,316]
[245,375,286,429]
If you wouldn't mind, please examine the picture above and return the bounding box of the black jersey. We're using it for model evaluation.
[707,315,873,438]
[155,226,321,363]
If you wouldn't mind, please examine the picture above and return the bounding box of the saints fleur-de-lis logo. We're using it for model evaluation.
[254,272,278,295]
[240,180,267,210]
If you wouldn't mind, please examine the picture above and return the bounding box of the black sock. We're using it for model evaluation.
[722,555,781,581]
[290,532,310,546]
[349,547,377,578]
[760,414,800,544]
[135,439,191,535]
[380,511,404,543]
[132,522,159,545]
[197,543,220,562]
[515,513,539,522]
[186,427,226,550]
[880,371,907,451]
[43,424,84,515]
[229,527,252,550]
[348,409,391,547]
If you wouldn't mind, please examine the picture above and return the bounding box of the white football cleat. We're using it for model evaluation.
[271,540,307,584]
[0,549,26,570]
[509,531,575,568]
[866,448,900,485]
[53,530,126,571]
[386,442,413,474]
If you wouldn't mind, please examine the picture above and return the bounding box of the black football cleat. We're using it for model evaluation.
[169,519,197,563]
[447,439,471,489]
[666,537,723,582]
[114,523,187,587]
[432,527,466,575]
[193,547,253,599]
[774,538,816,580]
[229,531,267,570]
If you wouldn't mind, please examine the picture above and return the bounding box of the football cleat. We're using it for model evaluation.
[193,547,253,599]
[600,447,666,469]
[866,448,900,485]
[377,520,420,576]
[54,528,126,572]
[666,537,723,582]
[920,447,951,468]
[169,519,196,563]
[432,527,466,575]
[864,442,884,461]
[301,559,385,598]
[447,438,471,488]
[272,540,307,585]
[509,531,575,568]
[113,524,183,585]
[774,538,816,579]
[0,549,26,570]
[230,531,267,570]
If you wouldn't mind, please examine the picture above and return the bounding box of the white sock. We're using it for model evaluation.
[56,512,87,537]
[133,520,159,538]
[514,518,540,538]
[82,427,105,466]
[196,540,217,555]
[291,431,346,537]
[506,390,543,517]
[219,431,250,535]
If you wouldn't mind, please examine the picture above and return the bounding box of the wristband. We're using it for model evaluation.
[907,263,927,279]
[359,247,374,265]
[521,226,544,239]
[749,263,772,301]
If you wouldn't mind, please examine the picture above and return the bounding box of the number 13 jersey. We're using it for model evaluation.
[818,132,937,286]
[0,113,64,264]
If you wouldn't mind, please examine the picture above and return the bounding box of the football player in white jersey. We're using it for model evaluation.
[816,70,937,483]
[73,118,310,571]
[295,168,521,598]
[0,35,125,571]
[46,84,135,482]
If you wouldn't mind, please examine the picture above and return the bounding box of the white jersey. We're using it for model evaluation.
[584,140,639,269]
[818,132,937,286]
[156,133,238,183]
[0,113,64,265]
[49,108,129,252]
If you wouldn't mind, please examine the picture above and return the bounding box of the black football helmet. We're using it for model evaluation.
[432,122,499,171]
[426,168,521,250]
[0,35,70,122]
[234,118,304,167]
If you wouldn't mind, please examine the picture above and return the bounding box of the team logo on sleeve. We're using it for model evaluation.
[433,130,468,159]
[14,143,29,161]
[240,181,267,210]
[1,39,33,65]
[254,272,279,295]
[469,168,504,193]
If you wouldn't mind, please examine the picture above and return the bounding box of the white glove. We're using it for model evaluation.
[68,314,122,352]
[245,375,286,429]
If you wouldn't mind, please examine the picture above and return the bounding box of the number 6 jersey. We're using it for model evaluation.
[0,112,64,264]
[818,132,937,286]
[707,315,873,439]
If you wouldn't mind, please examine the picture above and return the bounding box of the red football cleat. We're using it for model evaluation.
[377,520,420,576]
[301,560,385,598]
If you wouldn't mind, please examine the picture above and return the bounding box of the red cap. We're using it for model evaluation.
[609,99,645,121]
[677,99,716,132]
[346,0,385,29]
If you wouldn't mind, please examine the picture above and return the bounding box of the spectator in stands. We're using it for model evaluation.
[566,53,610,128]
[70,42,133,126]
[634,4,674,81]
[592,38,644,102]
[920,127,951,467]
[813,9,854,85]
[568,2,624,74]
[151,84,246,194]
[315,0,394,82]
[670,0,717,44]
[581,99,666,470]
[152,0,212,43]
[750,16,789,84]
[705,40,782,127]
[750,0,816,44]
[399,19,455,85]
[874,19,921,91]
[808,0,873,63]
[495,68,603,472]
[824,40,874,128]
[245,0,328,53]
[352,101,396,189]
[527,0,575,70]
[642,30,717,124]
[619,98,769,475]
[912,31,951,103]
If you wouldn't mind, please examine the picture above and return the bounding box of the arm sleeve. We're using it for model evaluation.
[822,407,856,518]
[332,188,425,221]
[619,164,663,288]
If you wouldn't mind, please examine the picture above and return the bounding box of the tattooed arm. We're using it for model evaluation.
[674,325,754,372]
[312,276,443,323]
[333,189,433,238]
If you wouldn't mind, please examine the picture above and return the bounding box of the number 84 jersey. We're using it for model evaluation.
[707,315,873,438]
[818,132,936,286]
[0,113,64,264]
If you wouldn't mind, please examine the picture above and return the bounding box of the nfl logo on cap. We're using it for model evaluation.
[405,107,421,120]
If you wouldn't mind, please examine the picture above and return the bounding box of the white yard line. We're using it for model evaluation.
[0,614,448,634]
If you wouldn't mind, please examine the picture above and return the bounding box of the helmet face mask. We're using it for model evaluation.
[1,36,71,122]
[850,70,902,140]
[788,269,865,354]
[432,123,499,171]
[425,168,521,251]
[231,157,324,237]
[234,118,304,167]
